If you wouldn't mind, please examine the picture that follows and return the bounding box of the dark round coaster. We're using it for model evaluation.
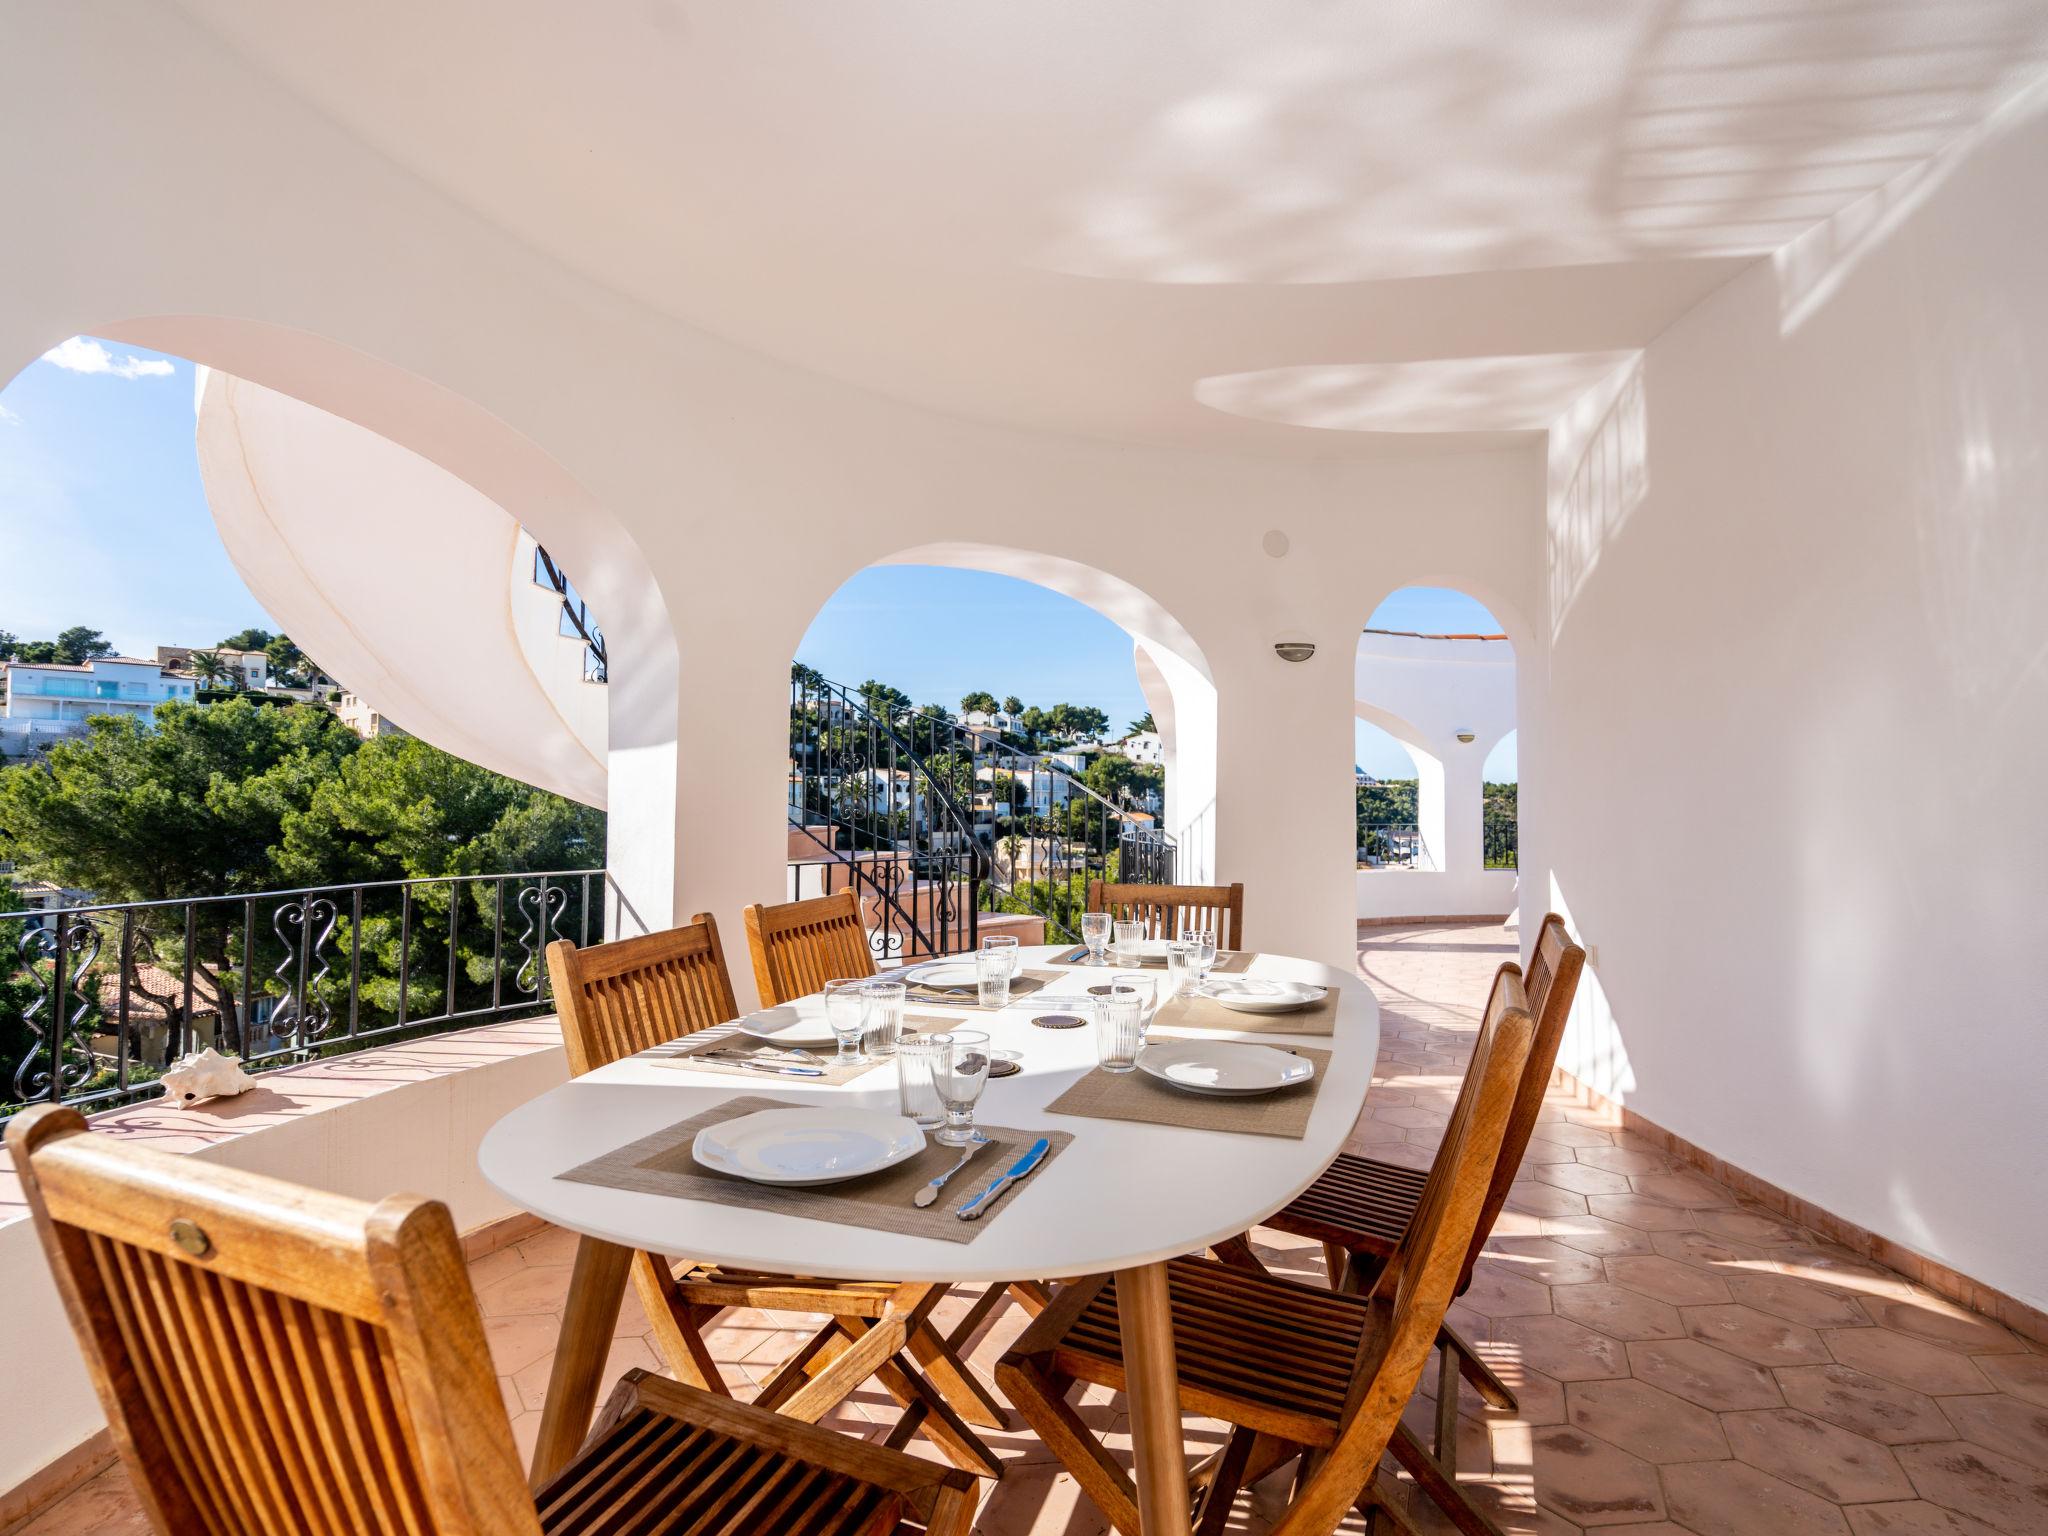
[1084,984,1117,996]
[987,1058,1022,1077]
[1031,1012,1087,1030]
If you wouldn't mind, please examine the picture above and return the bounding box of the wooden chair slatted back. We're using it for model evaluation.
[5,1107,541,1536]
[1279,967,1533,1532]
[1084,881,1245,951]
[742,890,877,1006]
[1459,913,1586,1287]
[547,914,741,1075]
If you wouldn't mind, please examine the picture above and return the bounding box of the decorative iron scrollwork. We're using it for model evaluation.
[13,917,102,1102]
[515,883,568,995]
[273,895,339,1041]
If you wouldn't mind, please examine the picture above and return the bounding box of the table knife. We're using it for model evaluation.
[957,1136,1051,1221]
[700,1054,825,1078]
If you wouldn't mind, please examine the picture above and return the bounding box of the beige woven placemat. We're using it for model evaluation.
[1043,1045,1331,1140]
[558,1094,1075,1243]
[1149,984,1338,1039]
[900,967,1061,1010]
[647,1018,940,1086]
[1050,947,1256,975]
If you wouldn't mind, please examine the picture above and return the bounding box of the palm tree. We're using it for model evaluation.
[189,649,236,690]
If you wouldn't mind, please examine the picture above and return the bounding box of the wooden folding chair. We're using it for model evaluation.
[6,1103,978,1536]
[997,963,1536,1536]
[1085,879,1245,951]
[740,888,876,1005]
[1212,913,1585,1532]
[547,914,1012,1477]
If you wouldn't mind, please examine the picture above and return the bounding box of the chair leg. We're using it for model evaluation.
[995,1357,1141,1536]
[1323,1240,1352,1290]
[1387,1422,1509,1536]
[1193,1425,1256,1536]
[925,1481,980,1536]
[836,1317,1004,1479]
[1208,1232,1268,1274]
[1443,1319,1517,1412]
[1434,1340,1460,1472]
[903,1283,1010,1431]
[631,1251,727,1393]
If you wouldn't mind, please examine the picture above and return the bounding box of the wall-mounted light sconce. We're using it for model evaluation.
[1273,639,1316,663]
[1454,729,1476,744]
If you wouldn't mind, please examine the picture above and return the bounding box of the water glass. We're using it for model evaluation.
[861,978,906,1057]
[1165,939,1200,999]
[975,947,1012,1010]
[896,1034,947,1127]
[1184,926,1219,981]
[1096,988,1147,1073]
[933,1030,991,1146]
[980,933,1021,978]
[1112,919,1146,966]
[1111,971,1158,1024]
[1080,911,1112,965]
[821,978,872,1066]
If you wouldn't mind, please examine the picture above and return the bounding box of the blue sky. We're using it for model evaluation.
[3,338,1513,781]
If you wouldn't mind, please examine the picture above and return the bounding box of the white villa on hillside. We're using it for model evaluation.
[0,656,196,756]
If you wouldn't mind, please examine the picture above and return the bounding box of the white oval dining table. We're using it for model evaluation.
[480,944,1379,1534]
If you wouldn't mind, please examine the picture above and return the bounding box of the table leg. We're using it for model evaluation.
[1116,1260,1191,1534]
[528,1234,632,1489]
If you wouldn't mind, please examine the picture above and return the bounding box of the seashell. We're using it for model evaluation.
[160,1047,257,1106]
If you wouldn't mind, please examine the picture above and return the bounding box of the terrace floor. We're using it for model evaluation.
[21,923,2048,1535]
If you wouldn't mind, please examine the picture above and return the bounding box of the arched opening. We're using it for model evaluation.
[0,329,655,1109]
[1353,585,1517,924]
[787,554,1215,958]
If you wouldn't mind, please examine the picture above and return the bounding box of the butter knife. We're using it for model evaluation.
[701,1055,825,1078]
[956,1137,1052,1221]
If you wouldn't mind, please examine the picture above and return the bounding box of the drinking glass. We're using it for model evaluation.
[896,1034,947,1127]
[861,978,906,1058]
[980,933,1021,978]
[1096,988,1146,1073]
[1165,939,1200,999]
[975,947,1012,1010]
[1185,926,1219,981]
[1080,911,1112,965]
[821,978,871,1067]
[933,1030,991,1146]
[1112,919,1146,966]
[1111,971,1158,1025]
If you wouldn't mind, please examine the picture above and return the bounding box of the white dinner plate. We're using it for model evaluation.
[738,1004,840,1048]
[1197,977,1329,1014]
[1136,1041,1316,1097]
[1114,939,1175,965]
[692,1108,926,1186]
[899,961,981,989]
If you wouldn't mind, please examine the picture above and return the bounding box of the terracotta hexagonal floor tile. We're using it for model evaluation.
[1529,1425,1664,1526]
[1661,1458,1853,1536]
[1539,1214,1657,1261]
[511,1333,660,1412]
[1459,1261,1557,1319]
[1535,1162,1635,1197]
[1682,1303,1831,1367]
[1584,1194,1697,1232]
[1721,1407,1916,1503]
[1824,1329,1995,1396]
[1937,1394,2048,1473]
[1480,1234,1607,1288]
[1565,1378,1728,1463]
[1860,1296,2027,1356]
[1648,1228,1780,1274]
[1492,1315,1631,1382]
[1976,1353,2048,1410]
[1626,1337,1782,1411]
[1528,1121,1613,1149]
[1515,1136,1579,1165]
[1607,1255,1733,1307]
[1629,1172,1738,1208]
[482,1309,564,1376]
[1689,1205,1809,1246]
[1776,1364,1958,1445]
[1893,1441,2048,1536]
[1843,1498,2008,1535]
[1573,1145,1685,1178]
[474,1260,573,1317]
[1507,1182,1592,1219]
[1726,1271,1873,1330]
[1551,1283,1684,1342]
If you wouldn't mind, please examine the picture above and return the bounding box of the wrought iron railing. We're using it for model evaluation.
[1,869,607,1124]
[1357,823,1427,869]
[534,545,608,684]
[788,671,1171,948]
[1484,817,1518,870]
[789,849,980,962]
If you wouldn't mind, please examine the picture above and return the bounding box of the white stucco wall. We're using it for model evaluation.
[1536,81,2048,1311]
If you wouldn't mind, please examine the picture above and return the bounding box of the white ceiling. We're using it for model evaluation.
[174,0,2048,454]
